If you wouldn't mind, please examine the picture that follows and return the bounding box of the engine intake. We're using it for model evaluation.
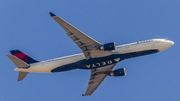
[109,68,126,77]
[100,42,116,51]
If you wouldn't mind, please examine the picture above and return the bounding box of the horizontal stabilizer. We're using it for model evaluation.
[7,55,29,68]
[18,72,29,81]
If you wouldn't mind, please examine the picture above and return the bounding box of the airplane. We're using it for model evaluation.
[7,12,174,96]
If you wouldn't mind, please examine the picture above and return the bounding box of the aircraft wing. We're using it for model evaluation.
[50,12,114,59]
[83,63,117,96]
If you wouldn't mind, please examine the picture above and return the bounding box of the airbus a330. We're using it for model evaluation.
[7,12,174,96]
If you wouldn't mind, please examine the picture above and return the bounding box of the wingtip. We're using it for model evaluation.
[49,12,56,17]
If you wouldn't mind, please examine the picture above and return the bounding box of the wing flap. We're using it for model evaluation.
[50,13,100,45]
[50,12,115,59]
[83,64,117,96]
[84,73,107,96]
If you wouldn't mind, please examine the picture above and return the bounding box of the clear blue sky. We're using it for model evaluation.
[0,0,179,101]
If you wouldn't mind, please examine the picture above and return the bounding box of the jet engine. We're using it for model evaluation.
[100,42,116,51]
[109,68,126,77]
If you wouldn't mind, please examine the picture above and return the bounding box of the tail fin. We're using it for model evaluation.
[10,50,39,64]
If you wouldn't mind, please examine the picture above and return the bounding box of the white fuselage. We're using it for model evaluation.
[14,39,174,73]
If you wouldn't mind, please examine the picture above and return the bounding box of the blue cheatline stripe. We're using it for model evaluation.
[51,49,159,72]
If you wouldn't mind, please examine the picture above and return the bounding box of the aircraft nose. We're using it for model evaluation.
[157,39,174,52]
[169,41,174,46]
[167,40,174,47]
[166,40,174,48]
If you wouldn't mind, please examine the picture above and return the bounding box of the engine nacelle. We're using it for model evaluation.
[109,68,126,77]
[100,42,116,51]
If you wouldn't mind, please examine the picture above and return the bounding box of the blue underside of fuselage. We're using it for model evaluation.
[51,49,159,72]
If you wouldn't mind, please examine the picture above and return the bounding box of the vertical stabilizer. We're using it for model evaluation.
[18,72,29,81]
[10,50,39,64]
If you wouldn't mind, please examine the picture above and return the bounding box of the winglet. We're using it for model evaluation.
[49,12,56,17]
[82,94,90,96]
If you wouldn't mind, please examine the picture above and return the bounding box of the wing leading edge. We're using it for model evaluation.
[83,64,117,96]
[50,12,101,59]
[49,12,114,60]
